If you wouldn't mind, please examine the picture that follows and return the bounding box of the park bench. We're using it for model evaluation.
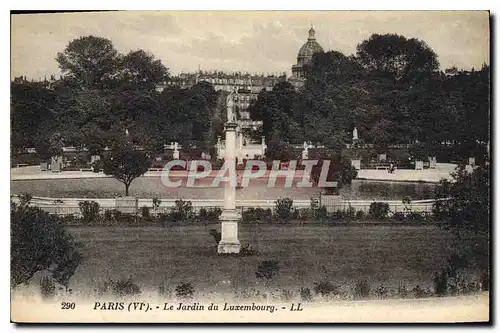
[16,163,28,168]
[375,165,390,170]
[80,168,93,172]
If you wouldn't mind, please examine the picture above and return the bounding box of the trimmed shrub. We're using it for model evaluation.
[313,281,340,297]
[374,284,388,299]
[274,198,294,220]
[353,280,371,299]
[141,206,150,219]
[60,214,77,225]
[40,276,56,299]
[368,202,389,220]
[255,260,279,280]
[198,207,222,221]
[330,210,345,220]
[412,285,428,298]
[398,284,408,298]
[109,278,141,297]
[78,200,100,223]
[166,199,194,223]
[103,209,113,223]
[242,208,272,222]
[408,212,425,222]
[175,282,194,299]
[355,210,365,220]
[393,211,406,221]
[300,287,313,302]
[345,207,356,220]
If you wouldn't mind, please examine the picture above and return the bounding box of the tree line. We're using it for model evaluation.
[249,34,489,163]
[11,36,220,159]
[12,34,489,164]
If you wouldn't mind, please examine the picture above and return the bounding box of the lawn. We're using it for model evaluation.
[11,178,436,200]
[65,224,486,297]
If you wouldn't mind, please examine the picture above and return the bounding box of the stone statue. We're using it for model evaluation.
[226,89,237,123]
[173,142,179,159]
[302,141,310,160]
[352,127,359,141]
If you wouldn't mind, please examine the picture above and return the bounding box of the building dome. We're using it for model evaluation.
[296,27,324,65]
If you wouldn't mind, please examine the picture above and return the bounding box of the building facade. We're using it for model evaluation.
[155,27,324,155]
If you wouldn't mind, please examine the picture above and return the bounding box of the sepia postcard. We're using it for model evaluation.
[10,10,490,323]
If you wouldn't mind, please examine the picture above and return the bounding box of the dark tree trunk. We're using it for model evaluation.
[125,183,130,196]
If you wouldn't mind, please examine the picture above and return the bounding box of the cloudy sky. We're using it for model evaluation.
[11,11,490,80]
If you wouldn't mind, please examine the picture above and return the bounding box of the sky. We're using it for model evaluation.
[11,11,490,80]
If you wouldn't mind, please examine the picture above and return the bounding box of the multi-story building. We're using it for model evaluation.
[157,71,287,120]
[156,27,325,156]
[156,26,325,97]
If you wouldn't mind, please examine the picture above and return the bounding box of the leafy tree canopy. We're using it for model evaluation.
[102,140,151,196]
[11,197,82,289]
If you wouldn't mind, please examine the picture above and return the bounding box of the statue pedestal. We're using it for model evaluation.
[218,209,241,254]
[351,159,361,170]
[218,120,241,254]
[51,155,63,173]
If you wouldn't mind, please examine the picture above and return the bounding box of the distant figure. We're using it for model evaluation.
[388,163,395,174]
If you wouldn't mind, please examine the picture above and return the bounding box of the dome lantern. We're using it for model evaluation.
[291,26,324,80]
[308,26,316,40]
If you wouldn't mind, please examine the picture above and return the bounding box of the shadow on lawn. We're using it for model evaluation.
[192,244,258,257]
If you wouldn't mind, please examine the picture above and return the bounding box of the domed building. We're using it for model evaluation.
[291,26,324,80]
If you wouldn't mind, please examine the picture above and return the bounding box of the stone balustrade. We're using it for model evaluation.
[11,195,443,217]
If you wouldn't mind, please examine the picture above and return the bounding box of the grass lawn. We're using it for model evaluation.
[11,178,436,200]
[65,224,486,297]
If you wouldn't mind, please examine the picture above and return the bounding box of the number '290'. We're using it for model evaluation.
[61,302,75,310]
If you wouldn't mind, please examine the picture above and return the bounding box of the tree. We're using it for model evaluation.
[117,50,169,90]
[248,82,302,143]
[157,81,218,146]
[310,153,358,194]
[102,142,151,196]
[11,80,56,153]
[302,51,368,149]
[356,33,439,84]
[433,165,489,234]
[56,36,119,90]
[432,163,490,277]
[11,197,82,289]
[265,134,293,161]
[355,34,440,147]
